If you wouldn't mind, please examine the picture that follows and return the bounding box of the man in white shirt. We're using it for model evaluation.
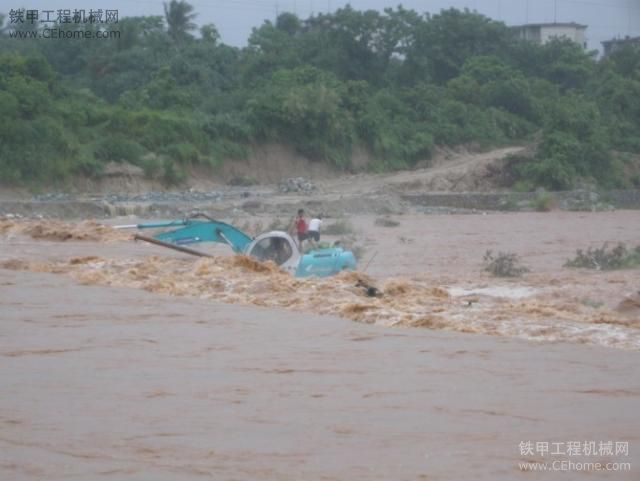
[307,215,322,245]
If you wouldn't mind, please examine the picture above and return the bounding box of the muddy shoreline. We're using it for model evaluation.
[2,188,640,221]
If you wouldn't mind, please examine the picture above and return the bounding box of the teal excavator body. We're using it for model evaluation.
[128,214,356,277]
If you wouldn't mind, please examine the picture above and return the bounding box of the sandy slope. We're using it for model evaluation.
[0,145,526,198]
[319,146,526,195]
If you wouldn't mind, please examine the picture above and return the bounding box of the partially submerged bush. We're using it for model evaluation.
[374,216,400,227]
[483,250,530,277]
[580,298,604,309]
[565,243,640,270]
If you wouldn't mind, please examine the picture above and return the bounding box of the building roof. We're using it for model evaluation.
[512,22,588,30]
[602,36,640,46]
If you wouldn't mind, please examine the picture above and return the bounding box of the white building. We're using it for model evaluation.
[512,23,588,49]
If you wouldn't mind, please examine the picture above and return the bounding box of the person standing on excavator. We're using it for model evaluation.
[291,209,308,249]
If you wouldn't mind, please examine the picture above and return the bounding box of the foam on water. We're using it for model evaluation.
[3,254,639,350]
[0,219,128,242]
[447,286,537,299]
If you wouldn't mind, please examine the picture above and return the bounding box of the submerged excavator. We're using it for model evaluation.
[118,213,357,278]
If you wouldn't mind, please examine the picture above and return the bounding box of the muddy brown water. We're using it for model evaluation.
[2,212,639,349]
[1,211,640,479]
[2,271,639,480]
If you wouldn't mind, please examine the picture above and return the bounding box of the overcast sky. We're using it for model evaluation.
[10,0,640,51]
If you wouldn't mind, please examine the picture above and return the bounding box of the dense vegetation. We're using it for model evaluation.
[1,2,640,188]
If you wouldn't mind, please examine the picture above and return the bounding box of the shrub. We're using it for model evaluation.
[75,147,104,177]
[228,175,257,186]
[499,197,520,211]
[211,139,248,164]
[564,243,640,270]
[163,142,200,165]
[323,219,354,235]
[94,134,145,163]
[532,191,557,212]
[116,109,209,152]
[138,153,162,179]
[512,179,535,192]
[161,157,187,185]
[247,67,356,168]
[483,250,530,277]
[374,216,400,227]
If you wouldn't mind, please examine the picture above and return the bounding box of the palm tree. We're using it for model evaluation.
[163,0,197,43]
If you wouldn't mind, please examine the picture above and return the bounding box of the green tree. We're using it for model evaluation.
[403,8,513,84]
[358,89,433,169]
[521,94,611,189]
[247,66,355,166]
[538,39,596,91]
[603,45,640,79]
[275,12,301,36]
[242,15,302,84]
[85,17,170,101]
[164,0,197,43]
[0,5,637,188]
[594,72,640,151]
[299,7,386,83]
[448,57,532,116]
[201,24,220,44]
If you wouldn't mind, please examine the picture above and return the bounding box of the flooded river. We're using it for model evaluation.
[1,211,639,479]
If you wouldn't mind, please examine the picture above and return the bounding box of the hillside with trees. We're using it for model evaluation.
[1,2,640,190]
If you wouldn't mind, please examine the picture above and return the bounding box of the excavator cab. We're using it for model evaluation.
[246,232,301,275]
